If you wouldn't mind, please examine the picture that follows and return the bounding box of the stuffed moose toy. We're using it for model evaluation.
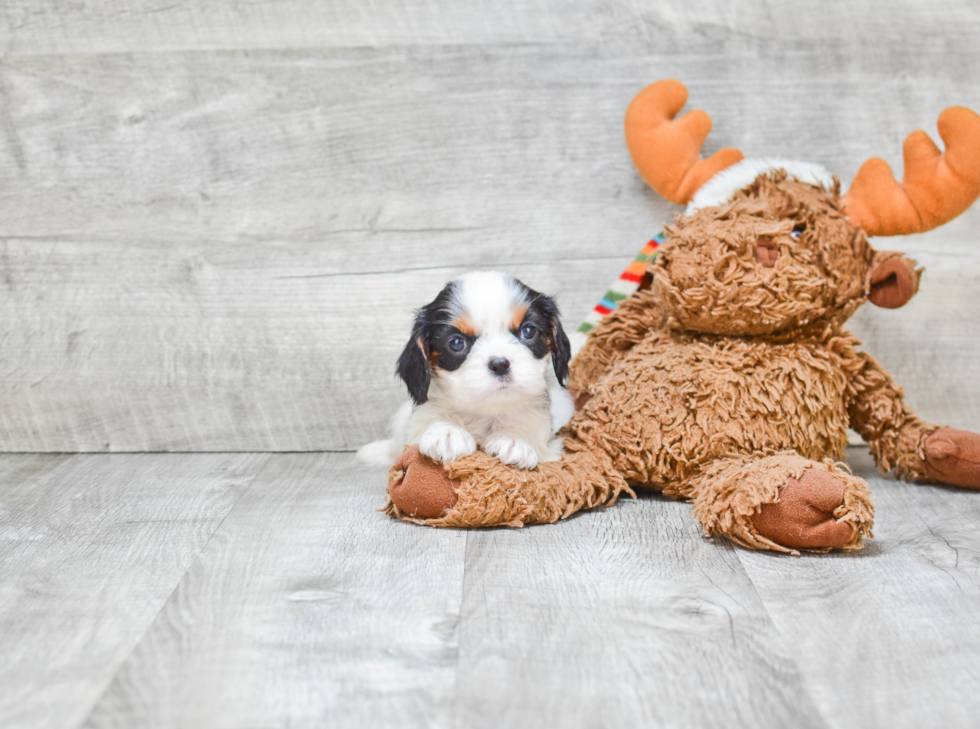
[385,79,980,553]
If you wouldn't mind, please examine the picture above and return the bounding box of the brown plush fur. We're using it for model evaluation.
[390,444,631,528]
[385,171,980,553]
[690,453,873,553]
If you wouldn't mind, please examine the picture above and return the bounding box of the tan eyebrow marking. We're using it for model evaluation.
[509,305,529,331]
[451,316,478,338]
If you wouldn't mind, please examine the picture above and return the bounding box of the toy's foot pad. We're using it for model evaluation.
[387,446,458,520]
[752,468,857,551]
[924,428,980,489]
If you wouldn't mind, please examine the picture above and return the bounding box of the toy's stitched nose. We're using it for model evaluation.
[488,357,511,376]
[755,239,779,267]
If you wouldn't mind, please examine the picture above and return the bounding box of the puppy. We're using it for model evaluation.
[357,271,575,469]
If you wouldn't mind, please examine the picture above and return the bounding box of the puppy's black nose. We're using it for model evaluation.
[488,357,511,376]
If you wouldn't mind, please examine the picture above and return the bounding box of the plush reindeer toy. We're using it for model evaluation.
[384,79,980,554]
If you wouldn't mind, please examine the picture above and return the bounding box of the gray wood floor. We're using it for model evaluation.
[1,449,979,728]
[4,1,980,727]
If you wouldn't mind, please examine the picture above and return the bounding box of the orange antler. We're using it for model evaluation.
[843,106,980,236]
[624,80,743,205]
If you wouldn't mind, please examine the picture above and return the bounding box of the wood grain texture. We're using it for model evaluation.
[3,4,980,727]
[0,452,270,729]
[79,453,468,729]
[2,0,977,53]
[736,448,980,729]
[2,30,980,450]
[451,496,825,729]
[1,2,980,449]
[2,450,980,727]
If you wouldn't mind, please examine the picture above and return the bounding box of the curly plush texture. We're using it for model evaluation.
[653,174,871,338]
[386,443,631,528]
[383,84,980,551]
[690,453,873,554]
[385,168,980,552]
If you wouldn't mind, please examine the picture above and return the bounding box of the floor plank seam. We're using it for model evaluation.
[70,453,274,729]
[447,530,469,728]
[271,254,640,280]
[732,547,836,729]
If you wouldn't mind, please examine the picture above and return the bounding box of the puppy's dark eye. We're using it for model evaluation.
[519,324,537,341]
[790,224,806,238]
[448,335,467,352]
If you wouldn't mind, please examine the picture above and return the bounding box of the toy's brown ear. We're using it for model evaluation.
[867,255,921,309]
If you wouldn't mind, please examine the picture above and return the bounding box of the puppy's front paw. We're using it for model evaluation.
[483,435,539,469]
[418,422,477,463]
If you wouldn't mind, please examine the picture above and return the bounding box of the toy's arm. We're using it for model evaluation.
[841,343,933,479]
[568,288,662,397]
[838,338,980,488]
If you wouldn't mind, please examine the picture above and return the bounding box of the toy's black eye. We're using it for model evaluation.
[519,324,537,340]
[448,335,467,352]
[790,224,806,238]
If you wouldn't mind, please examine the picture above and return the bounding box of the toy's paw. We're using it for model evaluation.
[752,469,857,550]
[418,422,476,463]
[924,428,980,489]
[483,435,539,469]
[389,445,459,519]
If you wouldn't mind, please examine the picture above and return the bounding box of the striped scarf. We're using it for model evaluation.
[576,232,664,338]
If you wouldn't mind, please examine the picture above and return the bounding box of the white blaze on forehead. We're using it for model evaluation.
[685,158,835,215]
[452,271,529,333]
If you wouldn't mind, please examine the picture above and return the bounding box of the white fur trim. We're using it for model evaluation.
[685,158,834,215]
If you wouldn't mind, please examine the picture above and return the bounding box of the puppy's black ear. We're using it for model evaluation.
[397,314,431,405]
[551,317,571,386]
[533,293,571,386]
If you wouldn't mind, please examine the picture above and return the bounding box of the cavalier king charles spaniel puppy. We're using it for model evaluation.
[357,271,574,469]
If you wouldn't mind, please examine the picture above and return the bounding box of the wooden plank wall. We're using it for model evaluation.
[1,1,979,451]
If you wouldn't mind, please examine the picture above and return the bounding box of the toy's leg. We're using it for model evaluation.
[922,428,980,489]
[385,443,631,528]
[687,453,874,554]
